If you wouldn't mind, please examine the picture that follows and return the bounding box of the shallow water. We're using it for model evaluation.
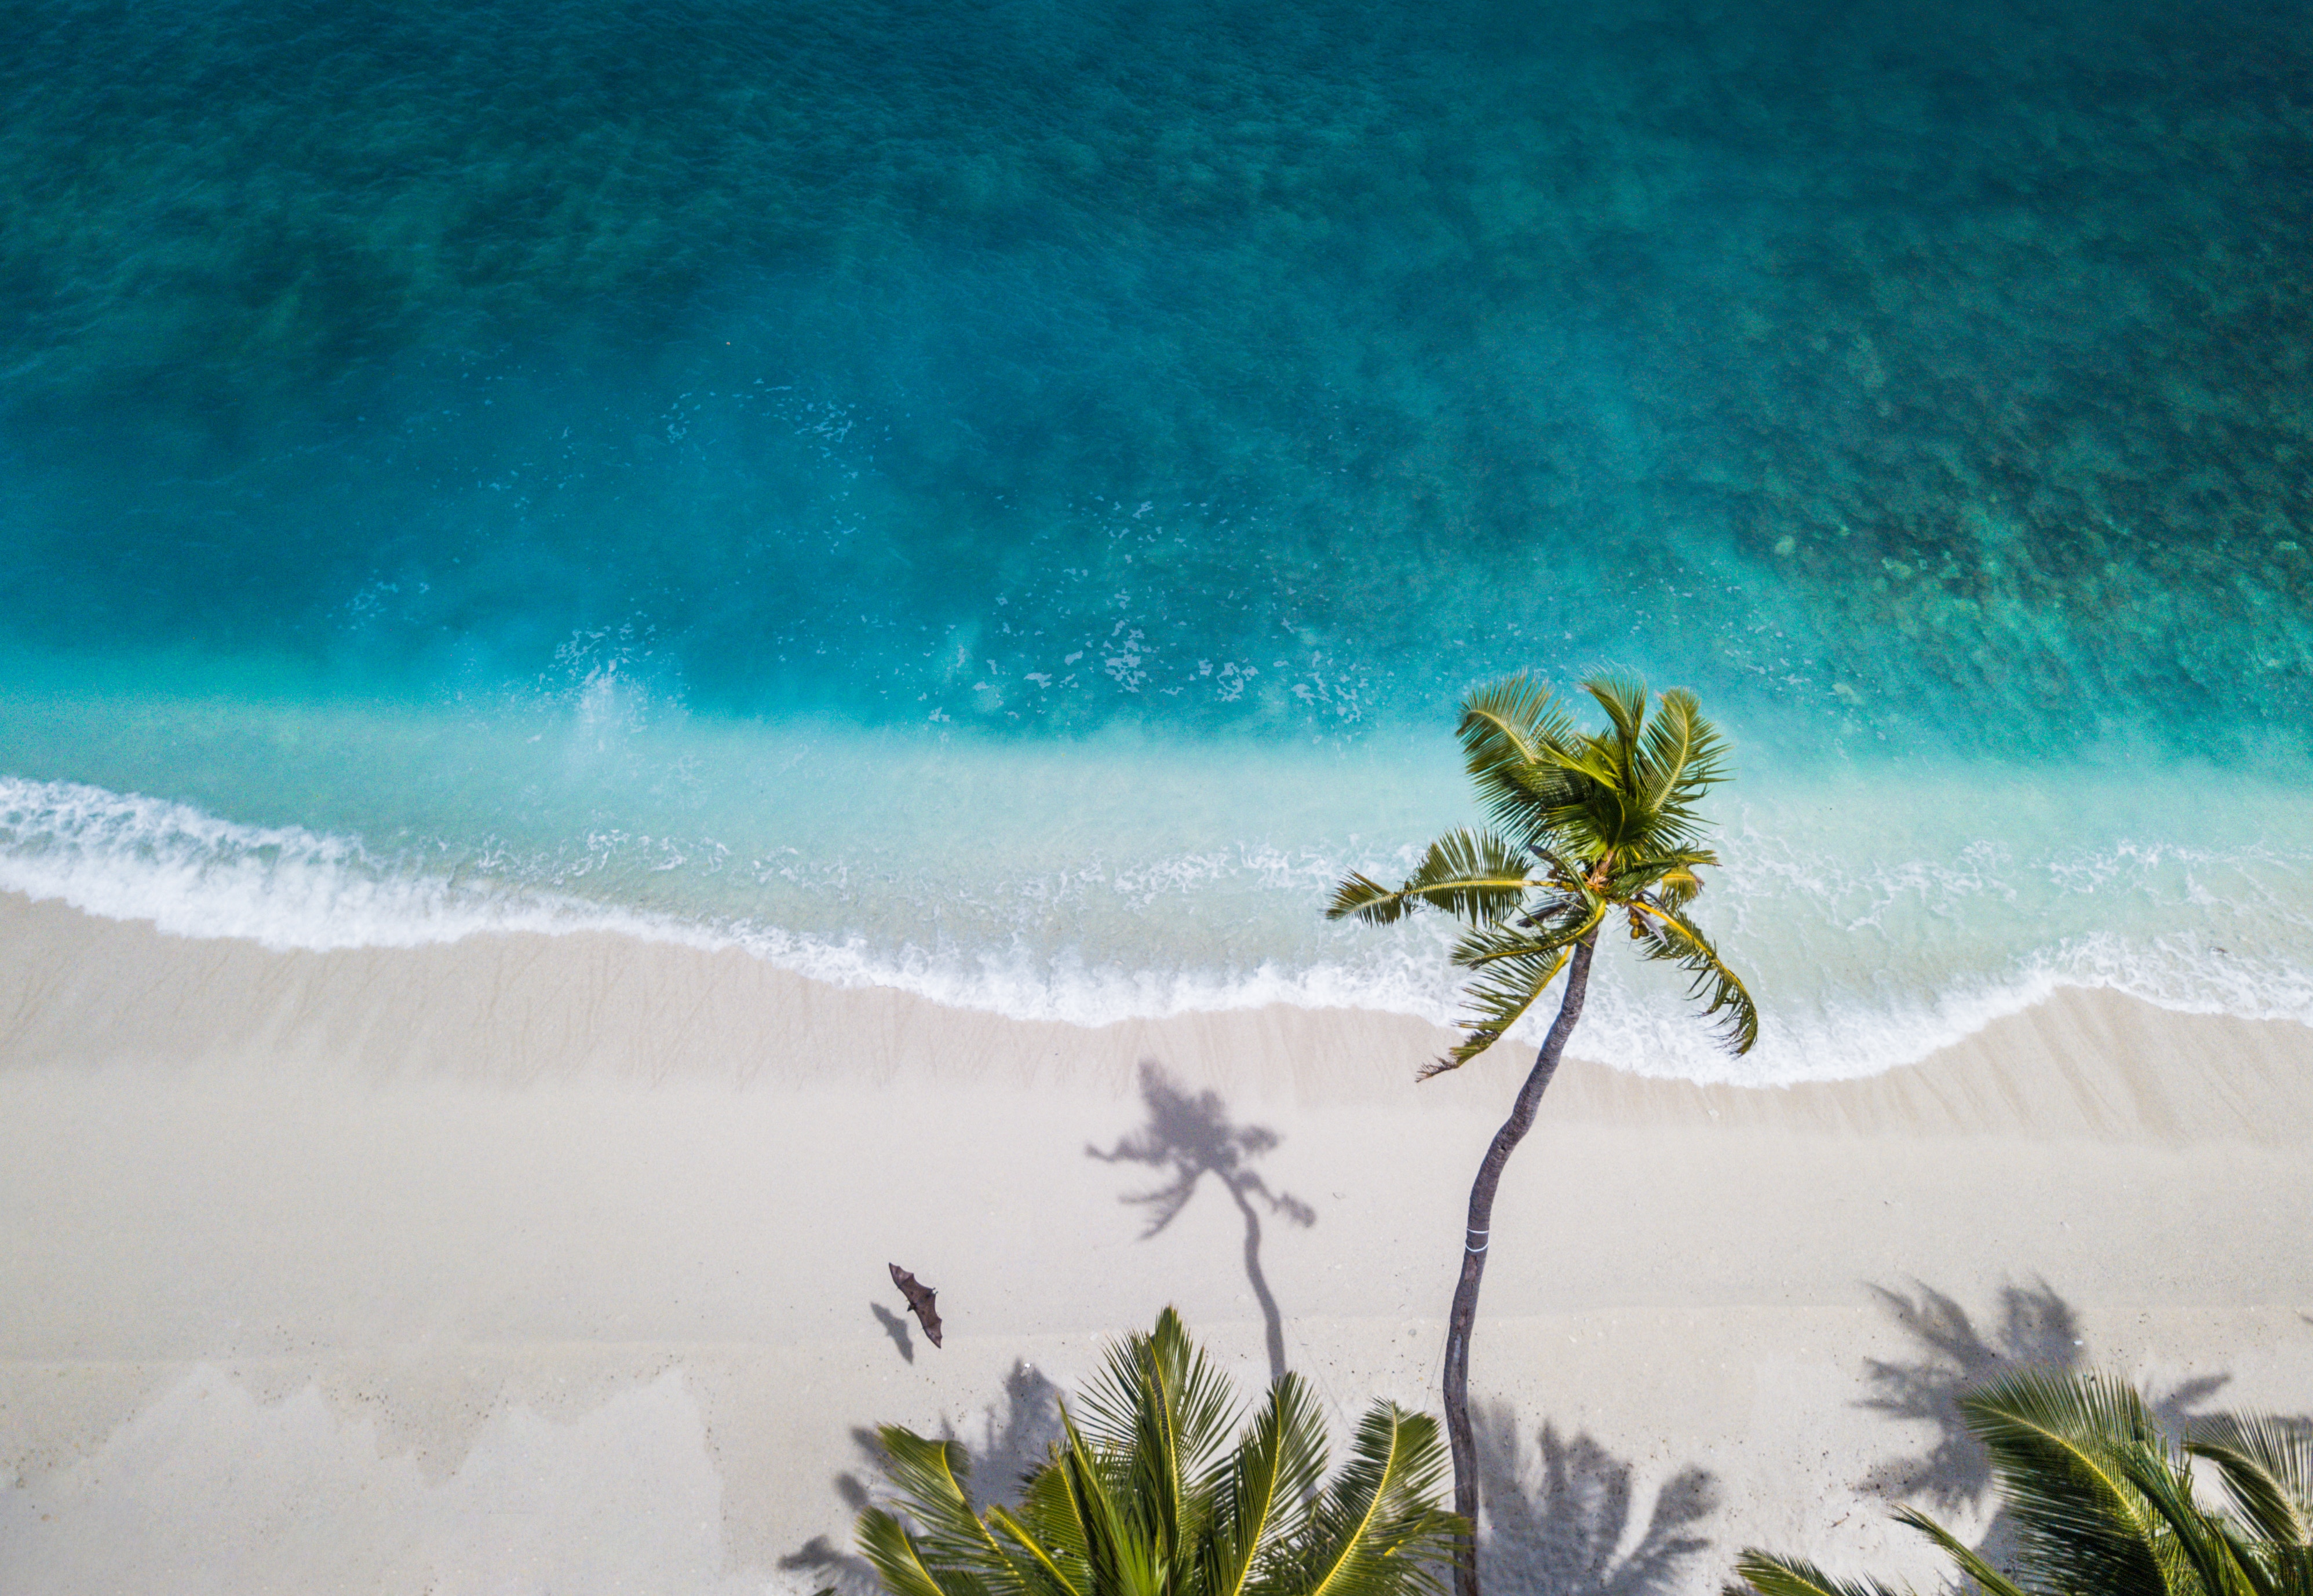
[2,0,2308,1080]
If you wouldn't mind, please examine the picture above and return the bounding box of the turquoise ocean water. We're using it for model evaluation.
[2,0,2309,1081]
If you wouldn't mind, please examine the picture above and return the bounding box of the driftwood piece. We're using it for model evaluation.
[888,1262,943,1347]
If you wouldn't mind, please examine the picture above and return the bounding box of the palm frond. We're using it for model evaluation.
[860,1313,1458,1596]
[860,1507,989,1596]
[1048,1404,1162,1596]
[1632,689,1731,843]
[1583,674,1650,762]
[1292,1404,1460,1596]
[1326,871,1403,923]
[1198,1372,1328,1596]
[1892,1507,2032,1596]
[1077,1307,1237,1564]
[1449,915,1592,972]
[994,1470,1093,1596]
[870,1427,1018,1578]
[1326,830,1533,927]
[1625,900,1759,1055]
[1458,675,1577,841]
[1727,1550,1913,1596]
[1531,731,1623,796]
[1604,848,1720,901]
[2190,1416,2313,1548]
[1424,932,1582,1080]
[1458,672,1545,761]
[1741,1372,2313,1596]
[2104,1439,2270,1596]
[1960,1369,2171,1596]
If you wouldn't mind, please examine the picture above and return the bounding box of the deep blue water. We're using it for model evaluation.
[2,0,2310,1079]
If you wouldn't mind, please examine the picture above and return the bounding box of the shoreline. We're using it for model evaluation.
[4,890,2312,1140]
[4,891,2312,1593]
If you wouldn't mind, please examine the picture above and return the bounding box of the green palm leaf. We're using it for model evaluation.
[1072,1320,1223,1590]
[1002,1461,1093,1576]
[1532,730,1622,797]
[1962,1369,2172,1596]
[1455,673,1552,772]
[1325,830,1533,927]
[1739,1371,2313,1596]
[1449,914,1593,973]
[1457,674,1575,841]
[1424,943,1572,1079]
[1637,691,1731,848]
[1582,675,1650,762]
[1625,900,1759,1054]
[2190,1417,2313,1548]
[860,1507,991,1596]
[1078,1308,1238,1539]
[1290,1404,1459,1596]
[1727,1551,1912,1596]
[2104,1440,2271,1596]
[871,1427,1020,1581]
[1605,848,1719,902]
[987,1496,1089,1596]
[1198,1372,1328,1596]
[858,1313,1457,1596]
[1048,1405,1163,1596]
[1891,1507,2031,1596]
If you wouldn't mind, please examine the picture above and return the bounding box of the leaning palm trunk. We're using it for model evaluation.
[1439,934,1595,1557]
[1330,674,1756,1596]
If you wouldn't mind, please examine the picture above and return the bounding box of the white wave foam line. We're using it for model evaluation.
[712,916,1475,1029]
[1568,938,2313,1086]
[0,776,724,954]
[5,775,2312,1084]
[0,777,1458,1011]
[728,920,2313,1085]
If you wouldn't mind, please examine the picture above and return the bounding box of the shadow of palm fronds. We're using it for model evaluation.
[1088,1062,1316,1383]
[1475,1403,1717,1596]
[786,1360,1066,1595]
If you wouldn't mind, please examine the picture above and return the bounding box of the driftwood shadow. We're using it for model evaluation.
[783,1360,1066,1595]
[1088,1061,1316,1385]
[1475,1402,1717,1596]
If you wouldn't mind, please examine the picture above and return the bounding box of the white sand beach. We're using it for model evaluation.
[3,888,2310,1595]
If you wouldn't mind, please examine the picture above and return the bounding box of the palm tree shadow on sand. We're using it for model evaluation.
[1859,1279,2233,1570]
[1473,1403,1718,1596]
[1860,1279,2231,1509]
[780,1360,1065,1595]
[1086,1061,1316,1385]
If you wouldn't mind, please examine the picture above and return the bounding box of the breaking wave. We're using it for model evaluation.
[5,770,2308,1085]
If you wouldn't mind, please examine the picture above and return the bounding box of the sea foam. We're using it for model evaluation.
[5,771,2310,1086]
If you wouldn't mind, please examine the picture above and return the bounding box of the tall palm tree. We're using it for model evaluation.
[1327,673,1757,1596]
[1733,1368,2313,1596]
[858,1307,1462,1596]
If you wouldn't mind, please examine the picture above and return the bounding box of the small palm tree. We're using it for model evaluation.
[1328,673,1757,1596]
[1733,1367,2313,1596]
[858,1308,1462,1596]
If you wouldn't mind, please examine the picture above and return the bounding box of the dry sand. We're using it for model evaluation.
[2,889,2310,1595]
